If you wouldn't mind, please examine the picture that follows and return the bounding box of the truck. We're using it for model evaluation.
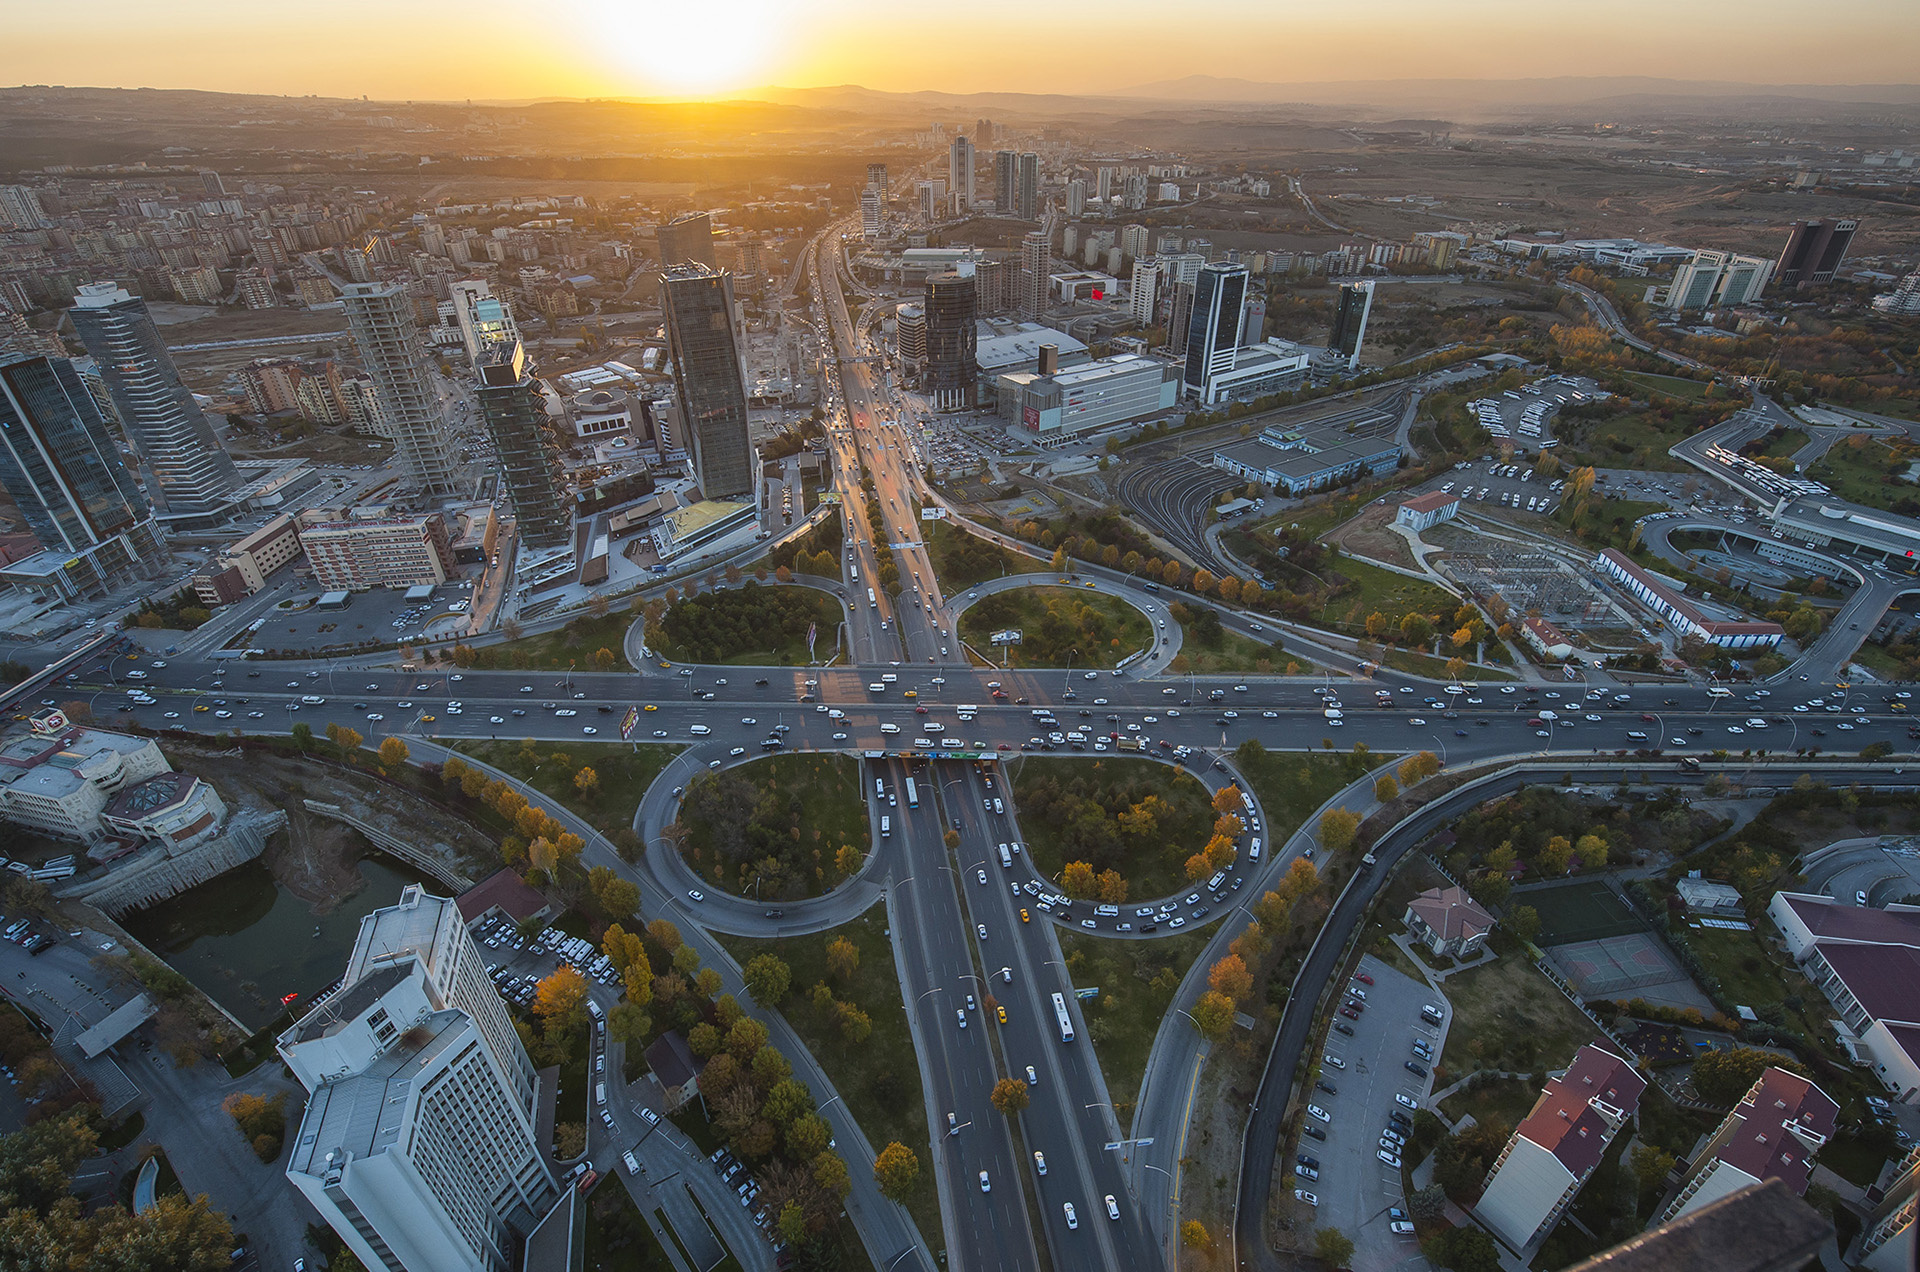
[1116,737,1144,752]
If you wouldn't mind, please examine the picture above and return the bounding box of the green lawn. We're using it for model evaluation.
[958,586,1152,669]
[1850,642,1908,678]
[1807,436,1913,512]
[926,518,1029,589]
[1554,410,1697,472]
[717,903,939,1250]
[451,740,682,844]
[1326,558,1459,629]
[1619,371,1713,402]
[1006,755,1219,900]
[1752,428,1812,461]
[1230,745,1384,845]
[485,613,635,670]
[584,1181,676,1271]
[677,753,868,899]
[1173,629,1318,676]
[1436,953,1603,1080]
[1557,496,1669,555]
[1682,925,1830,1044]
[1437,1076,1541,1132]
[649,585,844,667]
[1059,927,1211,1133]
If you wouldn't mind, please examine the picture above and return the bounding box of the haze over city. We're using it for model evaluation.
[0,10,1918,1272]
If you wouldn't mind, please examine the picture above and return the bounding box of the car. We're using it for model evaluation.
[1294,1190,1317,1207]
[1306,1104,1330,1123]
[1406,1060,1427,1076]
[1378,1149,1402,1167]
[687,890,704,902]
[1026,1065,1038,1085]
[730,746,747,757]
[1297,1153,1321,1170]
[1034,1151,1047,1175]
[1396,1092,1419,1109]
[977,869,987,884]
[582,726,596,735]
[1339,1005,1360,1020]
[1333,1021,1354,1036]
[1302,1124,1326,1141]
[997,1005,1007,1023]
[979,1171,990,1193]
[163,711,180,719]
[1019,909,1029,923]
[1104,1194,1120,1221]
[976,924,987,940]
[1062,1201,1078,1229]
[1391,1220,1416,1235]
[957,1010,968,1029]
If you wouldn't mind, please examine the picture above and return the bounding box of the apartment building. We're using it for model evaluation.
[1659,1067,1836,1223]
[0,714,172,843]
[298,510,455,591]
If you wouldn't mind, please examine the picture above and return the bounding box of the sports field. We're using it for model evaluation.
[1524,879,1645,947]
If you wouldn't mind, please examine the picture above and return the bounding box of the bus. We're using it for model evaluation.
[867,587,878,608]
[904,777,919,808]
[1051,992,1074,1043]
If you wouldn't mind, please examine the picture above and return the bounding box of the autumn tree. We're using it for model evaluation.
[533,965,589,1035]
[1375,774,1400,802]
[574,766,600,795]
[1507,905,1541,945]
[873,1142,920,1201]
[1181,1219,1212,1251]
[744,954,792,1006]
[1062,860,1097,899]
[377,737,409,773]
[990,1078,1030,1115]
[1399,751,1441,785]
[825,936,859,983]
[1318,807,1360,854]
[1208,955,1253,1004]
[1188,990,1236,1042]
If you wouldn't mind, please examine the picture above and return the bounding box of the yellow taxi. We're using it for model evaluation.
[420,714,436,723]
[193,703,210,712]
[643,703,658,712]
[1019,908,1030,923]
[903,689,918,699]
[996,1005,1008,1024]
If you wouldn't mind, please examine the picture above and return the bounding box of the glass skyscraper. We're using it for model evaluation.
[475,340,570,549]
[1183,262,1249,397]
[662,264,753,500]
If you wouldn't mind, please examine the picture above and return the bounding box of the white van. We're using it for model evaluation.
[875,778,886,798]
[622,1150,641,1175]
[998,844,1013,868]
[880,723,901,735]
[880,816,892,837]
[689,724,711,735]
[595,1083,607,1106]
[1249,838,1262,860]
[300,695,326,704]
[586,1000,604,1020]
[125,669,148,680]
[1206,870,1229,891]
[1094,904,1119,917]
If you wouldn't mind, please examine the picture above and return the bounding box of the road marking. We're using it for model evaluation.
[1168,1042,1206,1216]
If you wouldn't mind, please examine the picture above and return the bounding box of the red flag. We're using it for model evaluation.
[280,992,299,1005]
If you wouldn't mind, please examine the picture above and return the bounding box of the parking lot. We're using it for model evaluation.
[1300,952,1447,1272]
[242,583,473,654]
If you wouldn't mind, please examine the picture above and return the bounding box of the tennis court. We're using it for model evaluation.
[1525,879,1645,947]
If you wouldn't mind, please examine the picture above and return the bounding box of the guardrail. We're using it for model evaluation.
[300,800,473,891]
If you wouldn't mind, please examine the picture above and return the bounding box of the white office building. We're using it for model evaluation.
[1129,257,1160,326]
[282,887,555,1272]
[997,354,1179,443]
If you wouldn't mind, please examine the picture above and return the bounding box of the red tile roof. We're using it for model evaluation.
[1812,941,1920,1026]
[1781,894,1920,951]
[1401,491,1459,514]
[455,868,550,925]
[1713,1069,1838,1197]
[1596,549,1785,639]
[1406,885,1494,944]
[1516,1044,1647,1177]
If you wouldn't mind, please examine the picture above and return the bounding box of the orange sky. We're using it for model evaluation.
[4,0,1916,101]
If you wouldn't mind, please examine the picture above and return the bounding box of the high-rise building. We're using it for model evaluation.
[298,511,456,590]
[475,340,570,550]
[1182,261,1249,397]
[1329,279,1374,370]
[0,354,167,598]
[974,258,1012,317]
[282,886,557,1272]
[1775,219,1858,289]
[1018,231,1050,322]
[923,270,978,412]
[1124,174,1149,211]
[1018,153,1041,221]
[949,137,975,210]
[1658,1067,1836,1225]
[1129,257,1160,327]
[994,151,1019,215]
[339,282,460,496]
[1872,271,1920,316]
[916,179,947,223]
[1476,1045,1646,1251]
[1857,1144,1920,1271]
[894,303,927,374]
[0,186,50,231]
[974,118,994,146]
[1166,282,1196,363]
[865,164,889,202]
[199,170,226,197]
[447,281,518,365]
[1066,180,1087,219]
[658,211,717,270]
[1120,224,1150,261]
[661,264,752,499]
[68,282,242,518]
[1241,294,1267,345]
[1097,167,1114,204]
[860,188,882,241]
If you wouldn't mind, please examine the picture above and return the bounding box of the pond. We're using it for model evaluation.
[121,854,433,1030]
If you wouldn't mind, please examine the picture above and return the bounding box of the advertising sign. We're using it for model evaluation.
[619,706,639,740]
[990,629,1023,646]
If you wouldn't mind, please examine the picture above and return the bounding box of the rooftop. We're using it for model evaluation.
[1401,491,1460,514]
[1563,1179,1828,1272]
[1405,885,1494,943]
[102,771,200,821]
[1811,941,1920,1026]
[456,869,551,926]
[1714,1068,1838,1196]
[1596,549,1786,639]
[1780,893,1920,950]
[1515,1044,1647,1177]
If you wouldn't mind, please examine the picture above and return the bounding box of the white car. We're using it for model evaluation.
[1378,1149,1403,1167]
[687,890,704,902]
[976,924,987,940]
[1062,1201,1077,1229]
[1395,1092,1419,1109]
[1294,1190,1318,1207]
[582,726,596,735]
[1306,1104,1330,1123]
[977,869,988,884]
[978,1171,990,1193]
[1104,1194,1119,1220]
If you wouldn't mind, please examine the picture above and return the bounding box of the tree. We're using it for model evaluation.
[1319,807,1360,855]
[1692,1047,1803,1106]
[1207,952,1253,1002]
[554,1121,587,1161]
[1574,831,1609,869]
[1181,1219,1212,1251]
[1537,835,1573,876]
[1095,869,1127,904]
[533,965,589,1034]
[1375,774,1400,802]
[1631,1143,1676,1191]
[1051,546,1068,572]
[835,843,863,877]
[603,924,652,1004]
[1422,1226,1502,1272]
[574,766,600,795]
[839,1004,872,1044]
[1188,990,1236,1042]
[873,1142,920,1201]
[743,954,791,1006]
[333,725,363,754]
[1315,1227,1356,1268]
[813,1149,853,1201]
[1062,861,1097,899]
[1399,751,1441,785]
[290,722,314,750]
[377,737,410,773]
[990,1077,1030,1115]
[1212,786,1245,817]
[592,646,616,670]
[825,936,859,983]
[1399,613,1433,646]
[1507,905,1541,945]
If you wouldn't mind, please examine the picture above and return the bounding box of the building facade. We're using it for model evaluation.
[1182,261,1248,397]
[949,137,975,210]
[1330,279,1374,370]
[997,354,1179,443]
[923,270,979,412]
[193,513,302,605]
[0,719,172,843]
[298,512,456,591]
[68,282,242,518]
[661,264,753,499]
[474,340,570,549]
[1403,885,1495,958]
[1659,1068,1836,1223]
[657,212,716,270]
[339,283,459,497]
[1776,219,1858,289]
[0,353,168,600]
[1395,492,1460,531]
[1594,549,1784,648]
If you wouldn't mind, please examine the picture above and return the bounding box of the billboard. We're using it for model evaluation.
[619,706,639,740]
[920,507,947,521]
[990,629,1023,646]
[1023,405,1040,427]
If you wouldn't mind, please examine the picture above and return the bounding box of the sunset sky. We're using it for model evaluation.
[4,0,1916,101]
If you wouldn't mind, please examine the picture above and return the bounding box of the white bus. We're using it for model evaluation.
[904,777,919,808]
[867,587,878,608]
[1051,992,1074,1043]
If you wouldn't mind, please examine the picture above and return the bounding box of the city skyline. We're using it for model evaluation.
[4,0,1917,100]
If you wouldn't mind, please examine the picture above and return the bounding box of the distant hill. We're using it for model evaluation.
[1112,74,1920,110]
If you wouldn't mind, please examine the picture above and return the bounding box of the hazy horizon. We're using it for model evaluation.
[6,0,1917,103]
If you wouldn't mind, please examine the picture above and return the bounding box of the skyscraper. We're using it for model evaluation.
[1241,294,1267,345]
[662,263,752,499]
[865,163,889,202]
[1018,231,1050,322]
[0,353,167,598]
[994,151,1019,215]
[281,887,558,1272]
[1097,167,1114,204]
[475,340,570,550]
[974,258,1011,317]
[860,188,882,241]
[1066,180,1086,219]
[1182,262,1249,397]
[1017,153,1041,221]
[1775,219,1858,289]
[68,282,242,518]
[1129,257,1160,327]
[1329,279,1374,370]
[1120,224,1150,261]
[949,137,975,210]
[974,118,994,147]
[658,211,717,270]
[339,282,460,496]
[923,270,978,412]
[199,170,226,197]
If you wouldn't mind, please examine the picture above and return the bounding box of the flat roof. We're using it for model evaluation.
[75,994,157,1059]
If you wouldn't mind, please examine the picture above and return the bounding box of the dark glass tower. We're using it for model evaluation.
[924,270,978,412]
[662,264,752,499]
[475,340,570,549]
[1183,262,1248,396]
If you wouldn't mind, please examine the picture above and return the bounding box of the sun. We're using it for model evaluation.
[585,0,792,96]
